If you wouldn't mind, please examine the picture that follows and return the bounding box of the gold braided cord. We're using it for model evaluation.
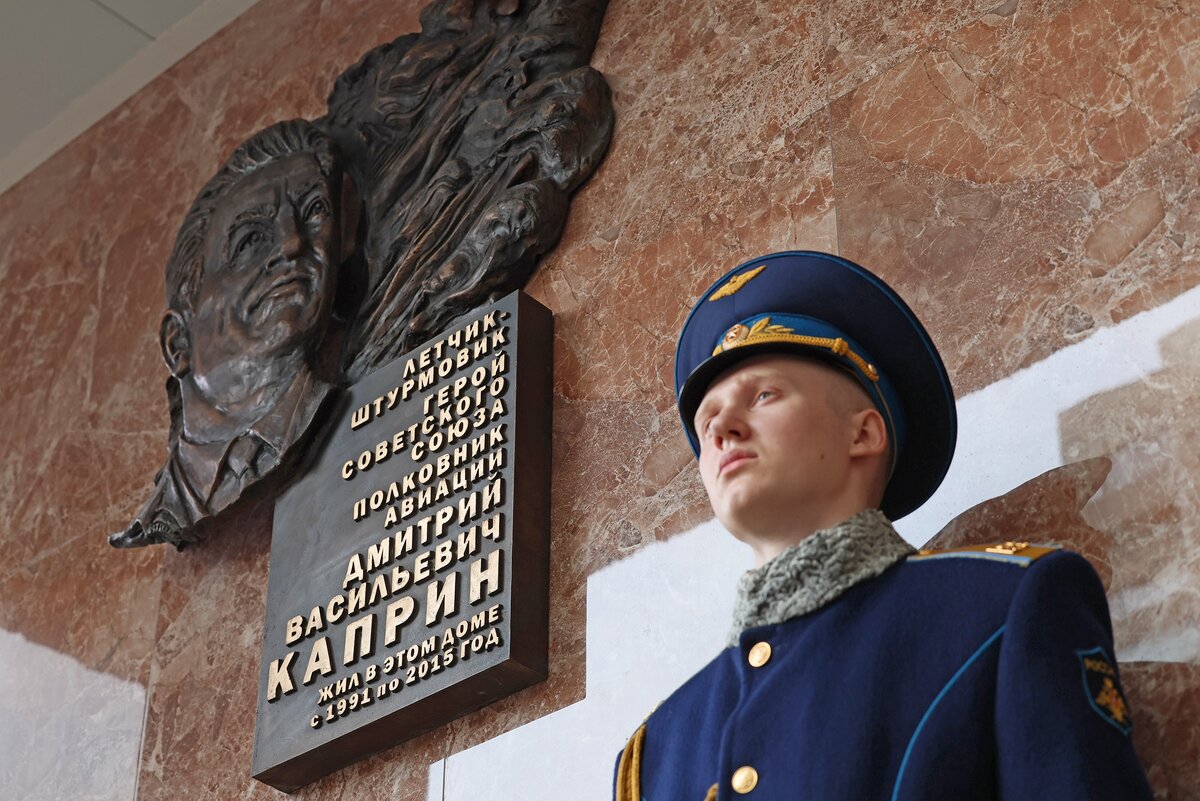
[615,724,646,801]
[614,728,724,801]
[714,330,879,383]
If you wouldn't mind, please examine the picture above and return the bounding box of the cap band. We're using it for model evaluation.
[707,312,906,475]
[713,317,880,382]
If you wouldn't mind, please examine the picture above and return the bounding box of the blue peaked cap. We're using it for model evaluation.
[674,251,957,520]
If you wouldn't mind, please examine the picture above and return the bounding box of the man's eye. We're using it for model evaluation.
[304,198,330,223]
[235,230,266,256]
[755,390,774,402]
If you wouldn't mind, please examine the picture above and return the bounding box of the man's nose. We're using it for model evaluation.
[268,204,306,269]
[709,407,746,447]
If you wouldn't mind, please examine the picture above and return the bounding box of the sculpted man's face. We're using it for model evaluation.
[186,152,338,403]
[693,354,877,545]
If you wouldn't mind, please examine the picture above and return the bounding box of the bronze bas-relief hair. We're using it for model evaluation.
[165,119,341,321]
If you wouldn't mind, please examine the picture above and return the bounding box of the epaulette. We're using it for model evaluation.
[908,541,1060,567]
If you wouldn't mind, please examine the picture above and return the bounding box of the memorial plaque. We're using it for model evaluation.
[252,291,552,791]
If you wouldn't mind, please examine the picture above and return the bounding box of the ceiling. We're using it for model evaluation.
[0,0,208,157]
[0,0,257,193]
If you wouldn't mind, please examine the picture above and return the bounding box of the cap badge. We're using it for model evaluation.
[721,323,750,348]
[708,265,767,301]
[713,316,794,356]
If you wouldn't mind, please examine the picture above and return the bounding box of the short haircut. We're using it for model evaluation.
[820,360,894,500]
[163,119,340,318]
[822,362,876,416]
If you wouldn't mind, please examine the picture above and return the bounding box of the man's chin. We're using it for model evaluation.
[251,285,313,320]
[245,308,326,356]
[713,490,766,534]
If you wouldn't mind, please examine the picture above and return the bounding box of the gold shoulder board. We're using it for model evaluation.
[909,541,1060,567]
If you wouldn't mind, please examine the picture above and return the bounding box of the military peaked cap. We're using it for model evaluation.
[674,250,957,519]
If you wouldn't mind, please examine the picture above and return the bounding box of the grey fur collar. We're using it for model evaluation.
[728,509,913,645]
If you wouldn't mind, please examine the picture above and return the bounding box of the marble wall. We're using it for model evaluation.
[0,0,1195,798]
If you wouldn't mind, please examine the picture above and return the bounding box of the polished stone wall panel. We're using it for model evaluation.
[1123,662,1200,798]
[0,0,1197,799]
[831,0,1200,395]
[824,0,998,100]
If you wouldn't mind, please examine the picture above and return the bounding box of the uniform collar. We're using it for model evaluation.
[728,508,914,645]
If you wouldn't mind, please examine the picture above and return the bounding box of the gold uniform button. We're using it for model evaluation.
[747,641,772,668]
[731,765,759,794]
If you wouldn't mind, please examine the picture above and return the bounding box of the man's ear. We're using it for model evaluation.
[160,311,191,377]
[848,407,888,459]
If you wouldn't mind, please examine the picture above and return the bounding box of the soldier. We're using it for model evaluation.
[615,251,1153,800]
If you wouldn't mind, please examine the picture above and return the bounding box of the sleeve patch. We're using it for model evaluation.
[1077,646,1133,735]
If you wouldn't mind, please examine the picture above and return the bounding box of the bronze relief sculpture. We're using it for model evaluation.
[111,0,612,548]
[111,121,345,548]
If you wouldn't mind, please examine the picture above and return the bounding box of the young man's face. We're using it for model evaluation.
[693,353,868,543]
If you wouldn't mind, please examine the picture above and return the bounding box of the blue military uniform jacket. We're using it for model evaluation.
[615,537,1153,800]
